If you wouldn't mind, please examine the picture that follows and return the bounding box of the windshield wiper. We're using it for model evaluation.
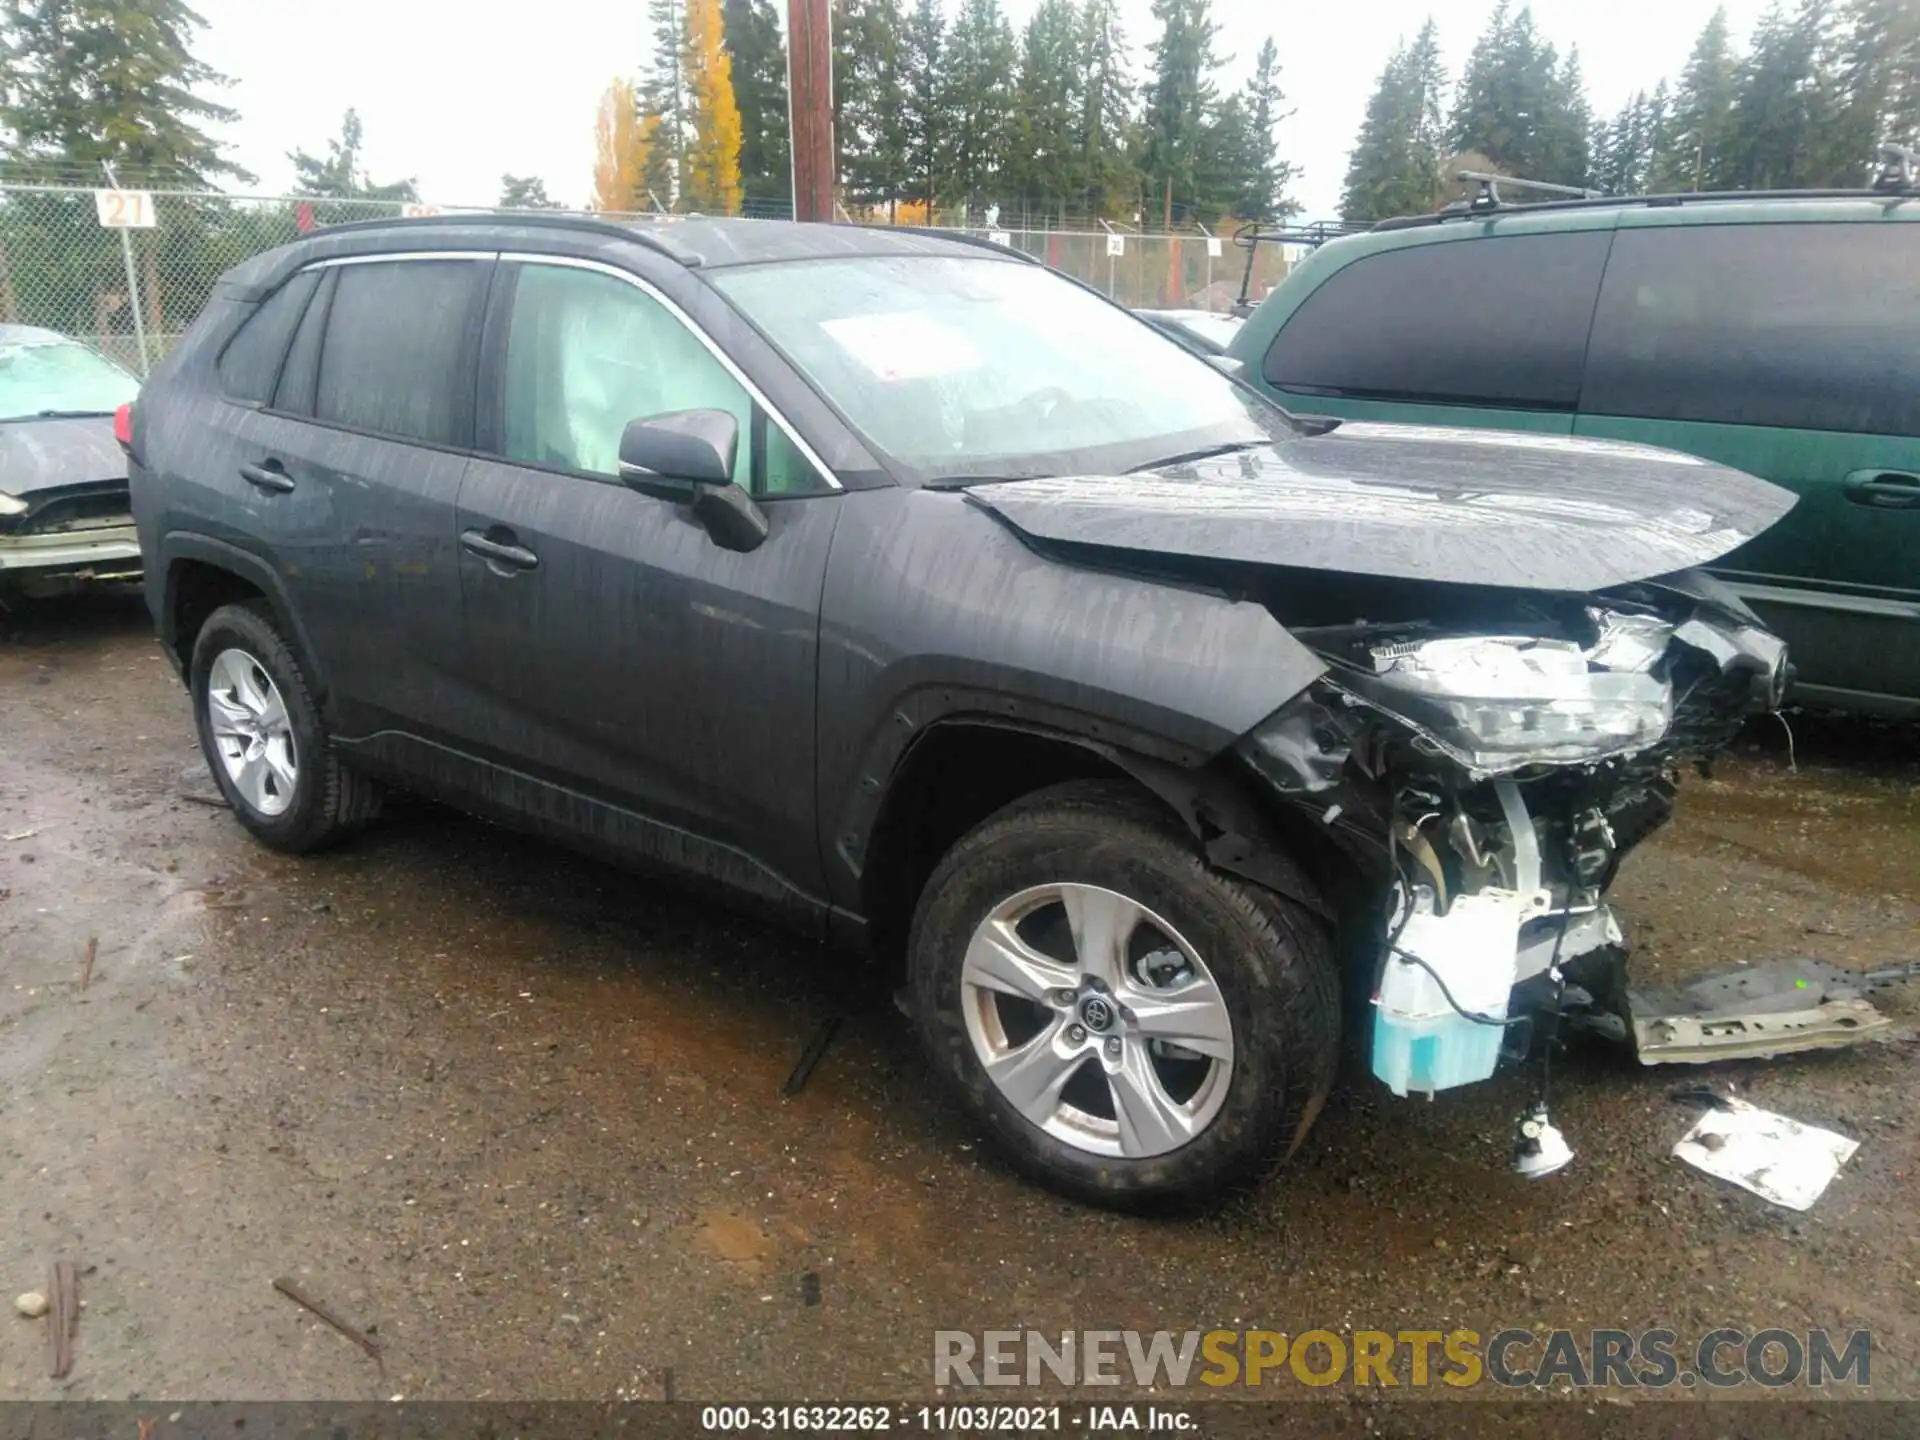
[1128,439,1269,472]
[0,409,117,423]
[923,472,1059,491]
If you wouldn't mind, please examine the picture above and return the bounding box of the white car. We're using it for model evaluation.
[0,325,143,594]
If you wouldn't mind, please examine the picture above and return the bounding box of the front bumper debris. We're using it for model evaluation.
[1629,957,1903,1064]
[0,522,142,582]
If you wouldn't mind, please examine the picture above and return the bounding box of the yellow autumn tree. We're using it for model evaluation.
[682,0,743,214]
[591,78,653,213]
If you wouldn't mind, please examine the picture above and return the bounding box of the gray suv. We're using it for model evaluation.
[129,216,1792,1208]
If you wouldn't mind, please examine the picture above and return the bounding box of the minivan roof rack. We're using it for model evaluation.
[1457,170,1603,211]
[1229,219,1371,314]
[1372,162,1919,232]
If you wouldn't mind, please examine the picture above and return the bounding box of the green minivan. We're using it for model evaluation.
[1228,190,1920,717]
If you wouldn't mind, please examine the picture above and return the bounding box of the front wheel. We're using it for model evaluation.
[908,781,1338,1210]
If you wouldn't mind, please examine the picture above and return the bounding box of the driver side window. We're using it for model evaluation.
[501,262,754,489]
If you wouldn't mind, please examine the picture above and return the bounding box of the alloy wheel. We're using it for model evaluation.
[206,647,299,818]
[960,882,1236,1159]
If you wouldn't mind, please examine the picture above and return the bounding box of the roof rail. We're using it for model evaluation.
[1371,179,1917,232]
[305,209,694,263]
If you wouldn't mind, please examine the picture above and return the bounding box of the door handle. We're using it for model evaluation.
[239,460,294,493]
[460,529,539,570]
[1843,469,1920,509]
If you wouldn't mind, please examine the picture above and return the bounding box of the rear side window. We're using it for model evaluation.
[1262,232,1612,410]
[217,271,319,404]
[273,268,334,415]
[1583,223,1920,436]
[314,259,484,445]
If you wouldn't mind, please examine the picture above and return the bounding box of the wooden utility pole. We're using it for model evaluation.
[787,0,835,222]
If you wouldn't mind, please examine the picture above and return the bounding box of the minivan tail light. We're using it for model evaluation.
[113,402,134,450]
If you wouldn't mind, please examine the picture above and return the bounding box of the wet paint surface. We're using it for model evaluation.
[1,596,1916,1401]
[970,426,1796,593]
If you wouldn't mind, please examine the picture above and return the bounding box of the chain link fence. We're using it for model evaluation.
[0,182,1310,376]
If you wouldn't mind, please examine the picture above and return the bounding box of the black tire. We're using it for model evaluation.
[908,780,1339,1211]
[189,601,381,853]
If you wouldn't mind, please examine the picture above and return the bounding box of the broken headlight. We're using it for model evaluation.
[1336,631,1674,775]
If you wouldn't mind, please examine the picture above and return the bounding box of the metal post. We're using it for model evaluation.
[1197,221,1213,309]
[786,0,835,222]
[103,163,149,376]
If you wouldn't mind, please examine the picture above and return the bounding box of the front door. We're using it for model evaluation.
[454,257,842,910]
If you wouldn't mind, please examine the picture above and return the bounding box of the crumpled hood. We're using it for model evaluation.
[0,416,126,498]
[965,423,1797,592]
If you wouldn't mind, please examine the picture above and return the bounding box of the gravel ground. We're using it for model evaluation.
[1,592,1915,1404]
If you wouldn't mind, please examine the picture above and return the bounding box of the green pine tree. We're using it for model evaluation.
[724,0,791,205]
[1229,37,1298,220]
[1076,0,1138,217]
[1340,19,1446,223]
[837,0,911,210]
[289,110,417,201]
[1141,0,1223,222]
[498,174,561,208]
[940,0,1017,210]
[900,0,946,210]
[643,0,689,203]
[1655,6,1742,190]
[1720,0,1844,189]
[1450,3,1582,183]
[0,0,249,183]
[1009,0,1083,216]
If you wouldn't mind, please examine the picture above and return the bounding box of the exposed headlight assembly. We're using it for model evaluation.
[1334,625,1675,776]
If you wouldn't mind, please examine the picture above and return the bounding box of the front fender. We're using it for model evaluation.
[817,487,1327,910]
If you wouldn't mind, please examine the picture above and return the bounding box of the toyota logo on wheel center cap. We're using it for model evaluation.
[1079,996,1116,1032]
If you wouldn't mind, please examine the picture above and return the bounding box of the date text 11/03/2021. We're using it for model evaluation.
[701,1406,1193,1431]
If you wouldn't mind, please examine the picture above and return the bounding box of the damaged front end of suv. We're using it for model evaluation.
[966,424,1797,1177]
[1239,574,1786,1115]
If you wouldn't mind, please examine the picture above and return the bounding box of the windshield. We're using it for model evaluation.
[711,256,1292,482]
[0,335,140,423]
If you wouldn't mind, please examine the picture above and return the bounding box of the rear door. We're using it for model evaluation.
[1254,229,1614,436]
[1575,218,1920,712]
[454,256,842,909]
[245,253,492,739]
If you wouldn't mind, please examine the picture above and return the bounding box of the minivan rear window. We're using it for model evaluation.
[313,259,483,446]
[1582,223,1920,437]
[1261,232,1612,411]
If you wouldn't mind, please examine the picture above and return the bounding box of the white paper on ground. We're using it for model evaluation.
[1672,1098,1859,1211]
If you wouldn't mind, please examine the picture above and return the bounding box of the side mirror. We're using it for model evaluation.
[617,409,769,553]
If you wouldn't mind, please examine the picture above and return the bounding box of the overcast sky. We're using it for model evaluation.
[192,0,1774,219]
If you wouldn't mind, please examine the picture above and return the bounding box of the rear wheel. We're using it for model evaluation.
[908,781,1338,1210]
[189,602,381,852]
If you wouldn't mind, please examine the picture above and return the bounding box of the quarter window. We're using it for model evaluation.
[313,259,483,445]
[218,271,319,404]
[1262,232,1613,411]
[1582,223,1920,436]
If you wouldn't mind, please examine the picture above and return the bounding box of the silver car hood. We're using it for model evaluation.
[0,416,126,498]
[965,423,1797,592]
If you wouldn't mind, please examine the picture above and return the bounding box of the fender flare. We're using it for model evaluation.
[157,531,332,703]
[847,704,1330,919]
